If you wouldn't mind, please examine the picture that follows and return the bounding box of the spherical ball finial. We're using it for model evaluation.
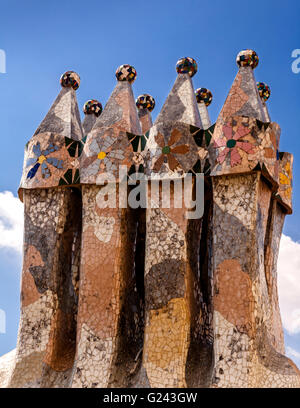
[195,88,213,106]
[257,82,271,102]
[83,99,103,117]
[60,71,80,90]
[236,50,259,69]
[115,64,137,83]
[136,94,155,112]
[176,57,198,77]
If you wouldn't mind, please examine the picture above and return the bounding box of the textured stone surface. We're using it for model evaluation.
[7,188,81,388]
[1,55,299,388]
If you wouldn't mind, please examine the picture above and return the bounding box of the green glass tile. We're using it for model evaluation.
[140,135,147,151]
[59,177,68,186]
[193,129,204,147]
[68,143,77,157]
[63,169,73,184]
[65,137,73,147]
[128,164,136,176]
[74,169,80,184]
[192,159,201,174]
[190,125,200,134]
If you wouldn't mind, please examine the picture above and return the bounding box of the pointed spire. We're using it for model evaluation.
[82,99,103,135]
[154,57,202,132]
[218,50,267,123]
[34,71,83,140]
[136,94,155,133]
[90,64,141,135]
[81,64,141,183]
[195,88,213,129]
[257,82,271,122]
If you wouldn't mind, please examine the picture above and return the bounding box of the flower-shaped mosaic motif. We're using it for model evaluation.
[214,122,255,167]
[152,129,190,173]
[84,131,126,177]
[189,124,215,175]
[26,142,63,179]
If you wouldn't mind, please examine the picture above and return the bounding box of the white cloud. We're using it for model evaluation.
[0,191,23,252]
[278,234,300,335]
[286,346,300,362]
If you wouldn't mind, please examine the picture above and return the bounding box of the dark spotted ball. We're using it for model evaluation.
[195,88,213,106]
[136,94,155,112]
[236,50,259,69]
[83,100,103,117]
[257,82,271,102]
[115,64,137,83]
[60,71,80,90]
[176,57,198,77]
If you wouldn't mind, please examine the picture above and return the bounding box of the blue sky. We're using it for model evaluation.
[0,0,300,366]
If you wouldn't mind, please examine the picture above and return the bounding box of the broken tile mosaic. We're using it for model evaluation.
[60,71,80,90]
[0,51,298,389]
[257,82,271,101]
[195,88,213,106]
[176,57,197,77]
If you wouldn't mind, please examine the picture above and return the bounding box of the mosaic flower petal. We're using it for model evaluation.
[85,158,100,176]
[167,154,181,172]
[171,144,190,154]
[41,161,51,179]
[217,148,229,164]
[214,138,227,148]
[168,129,182,146]
[234,126,250,140]
[153,154,165,172]
[27,162,40,179]
[230,148,242,167]
[46,157,63,169]
[42,143,59,156]
[236,141,255,154]
[32,143,41,157]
